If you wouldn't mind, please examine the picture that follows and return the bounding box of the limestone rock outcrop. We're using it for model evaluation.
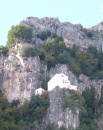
[46,87,80,129]
[0,43,42,103]
[0,43,102,129]
[20,17,103,50]
[1,17,103,129]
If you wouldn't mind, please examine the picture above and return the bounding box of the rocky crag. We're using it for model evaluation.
[0,17,103,129]
[20,17,103,50]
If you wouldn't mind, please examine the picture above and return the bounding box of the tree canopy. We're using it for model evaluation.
[7,25,32,47]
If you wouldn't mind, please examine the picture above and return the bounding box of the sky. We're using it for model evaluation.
[0,0,103,45]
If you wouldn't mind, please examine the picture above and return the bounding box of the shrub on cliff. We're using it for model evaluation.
[21,47,37,57]
[42,37,103,79]
[0,46,8,56]
[62,89,84,113]
[80,87,98,130]
[7,25,32,47]
[36,31,51,40]
[44,37,65,56]
[43,37,67,69]
[19,94,49,123]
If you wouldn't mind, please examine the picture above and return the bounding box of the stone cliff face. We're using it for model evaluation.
[20,17,103,50]
[0,46,81,129]
[45,87,80,129]
[0,43,42,103]
[1,17,103,129]
[92,22,103,31]
[0,43,102,129]
[3,56,41,103]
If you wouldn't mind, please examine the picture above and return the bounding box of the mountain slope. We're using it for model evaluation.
[0,17,103,130]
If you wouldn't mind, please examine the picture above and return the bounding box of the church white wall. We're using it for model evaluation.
[48,73,77,92]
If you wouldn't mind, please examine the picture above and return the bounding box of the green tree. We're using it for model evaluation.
[77,51,98,77]
[7,25,32,47]
[21,47,37,57]
[36,31,51,40]
[82,87,97,114]
[97,51,103,70]
[44,37,66,56]
[98,86,103,106]
[0,46,8,56]
[87,46,97,57]
[80,87,98,130]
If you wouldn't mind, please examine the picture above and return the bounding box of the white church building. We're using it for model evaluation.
[48,73,77,92]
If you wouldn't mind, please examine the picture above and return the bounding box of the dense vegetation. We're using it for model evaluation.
[21,36,103,79]
[1,86,103,130]
[0,91,49,130]
[30,37,103,79]
[61,86,103,130]
[0,46,8,56]
[62,89,84,113]
[36,31,51,40]
[7,25,32,47]
[79,87,98,130]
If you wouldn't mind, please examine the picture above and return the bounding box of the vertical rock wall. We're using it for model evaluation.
[46,87,80,129]
[2,56,41,103]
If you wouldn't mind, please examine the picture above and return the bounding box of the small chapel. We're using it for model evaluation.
[48,73,77,92]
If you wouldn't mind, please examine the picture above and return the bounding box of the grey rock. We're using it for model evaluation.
[1,17,103,129]
[46,87,80,129]
[20,17,103,50]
